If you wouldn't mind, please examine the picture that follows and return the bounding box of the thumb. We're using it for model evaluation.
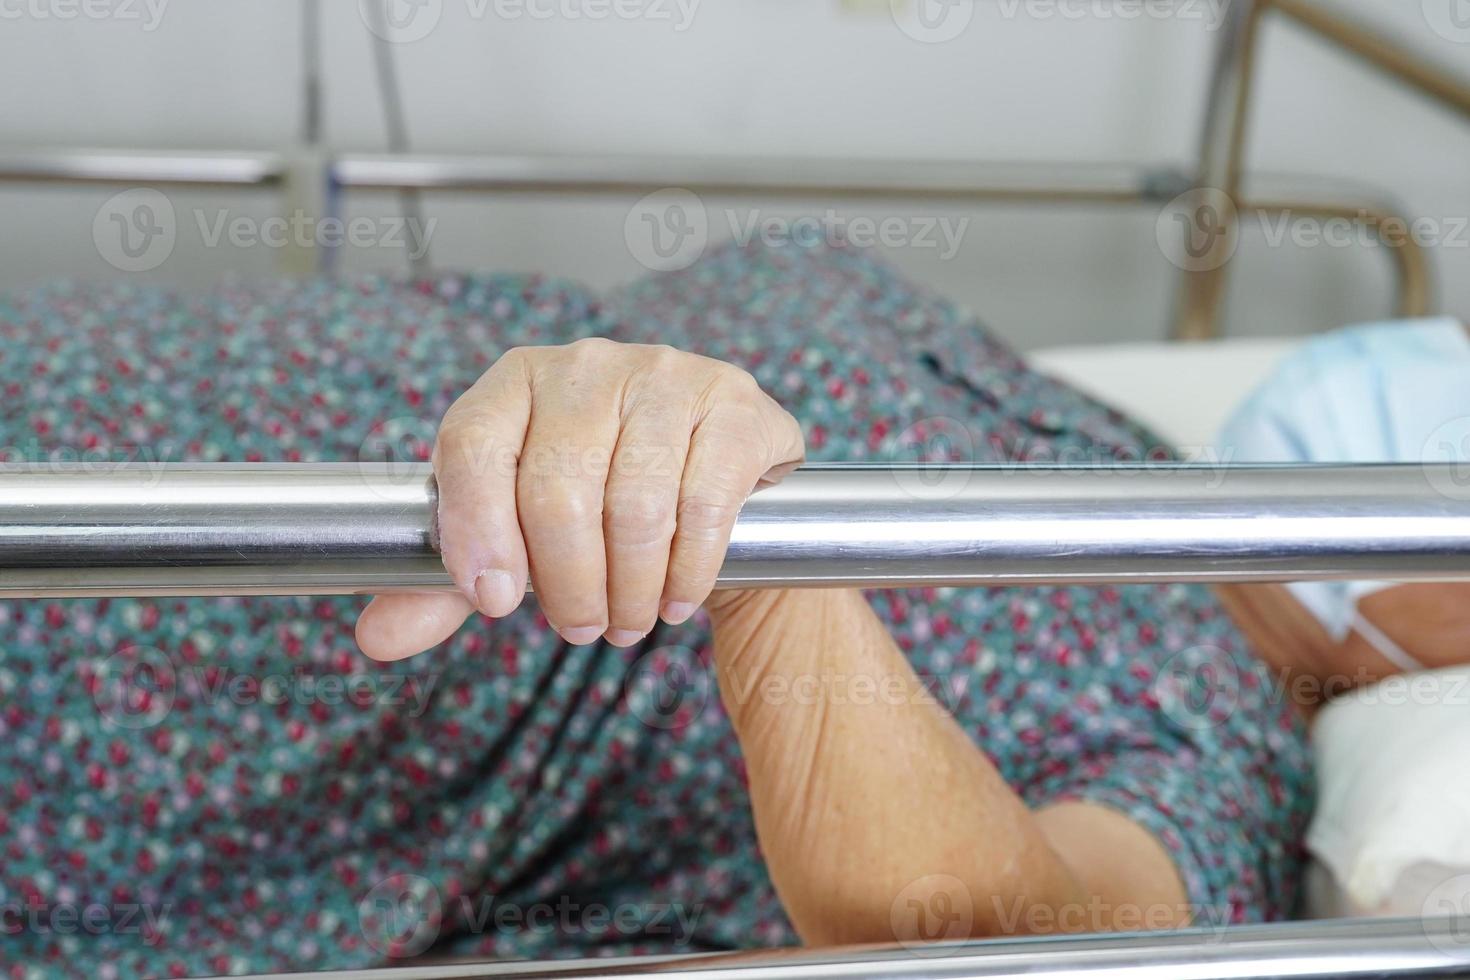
[355,592,476,662]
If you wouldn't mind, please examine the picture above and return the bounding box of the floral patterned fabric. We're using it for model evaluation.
[0,241,1312,979]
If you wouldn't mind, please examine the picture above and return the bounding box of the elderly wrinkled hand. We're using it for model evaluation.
[355,338,805,661]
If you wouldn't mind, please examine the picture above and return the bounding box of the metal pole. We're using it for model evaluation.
[361,0,432,278]
[1271,0,1470,125]
[0,149,287,188]
[222,918,1470,980]
[329,154,1172,203]
[1248,199,1433,320]
[1170,0,1262,341]
[2,464,1469,599]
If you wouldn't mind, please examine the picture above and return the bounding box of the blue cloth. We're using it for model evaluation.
[1219,316,1470,642]
[1220,317,1470,464]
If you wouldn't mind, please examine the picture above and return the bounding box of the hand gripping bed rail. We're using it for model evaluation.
[225,918,1470,980]
[3,463,1470,599]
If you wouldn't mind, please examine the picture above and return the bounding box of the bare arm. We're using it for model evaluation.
[706,587,1188,945]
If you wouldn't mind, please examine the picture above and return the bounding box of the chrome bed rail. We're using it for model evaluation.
[330,154,1171,204]
[0,147,287,188]
[2,463,1468,599]
[224,918,1470,980]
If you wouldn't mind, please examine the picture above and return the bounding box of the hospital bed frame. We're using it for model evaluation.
[4,462,1470,978]
[3,0,1467,340]
[1175,0,1470,340]
[6,5,1470,977]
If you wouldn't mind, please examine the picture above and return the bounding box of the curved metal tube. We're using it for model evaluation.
[1,463,1469,599]
[1246,199,1434,320]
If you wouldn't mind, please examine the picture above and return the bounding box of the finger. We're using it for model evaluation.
[434,353,533,620]
[662,393,805,625]
[602,400,691,647]
[356,592,475,662]
[516,352,621,645]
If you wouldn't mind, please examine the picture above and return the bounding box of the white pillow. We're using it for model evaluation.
[1305,666,1470,918]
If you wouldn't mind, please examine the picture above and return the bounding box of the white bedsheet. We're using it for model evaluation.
[1028,338,1299,453]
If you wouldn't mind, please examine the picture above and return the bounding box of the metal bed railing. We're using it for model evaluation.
[0,148,286,188]
[328,155,1169,202]
[227,918,1470,980]
[3,462,1469,598]
[5,1,1469,340]
[6,466,1470,980]
[1173,0,1470,340]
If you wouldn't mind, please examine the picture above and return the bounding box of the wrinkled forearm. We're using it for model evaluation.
[704,588,1089,947]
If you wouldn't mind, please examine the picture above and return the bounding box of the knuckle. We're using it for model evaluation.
[653,344,695,372]
[760,388,797,426]
[604,486,677,544]
[717,363,763,396]
[434,408,487,447]
[496,345,532,369]
[438,382,493,431]
[643,342,682,362]
[434,416,514,480]
[565,336,620,363]
[702,404,771,454]
[519,481,602,531]
[738,397,803,463]
[677,494,742,535]
[782,410,806,448]
[752,411,787,459]
[640,344,688,382]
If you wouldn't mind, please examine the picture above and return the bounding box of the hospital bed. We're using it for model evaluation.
[5,2,1470,976]
[2,459,1470,980]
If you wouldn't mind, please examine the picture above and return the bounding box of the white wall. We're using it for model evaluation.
[0,0,1466,350]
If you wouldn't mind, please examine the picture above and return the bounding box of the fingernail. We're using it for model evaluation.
[605,629,646,648]
[474,569,521,618]
[559,626,606,646]
[661,601,698,626]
